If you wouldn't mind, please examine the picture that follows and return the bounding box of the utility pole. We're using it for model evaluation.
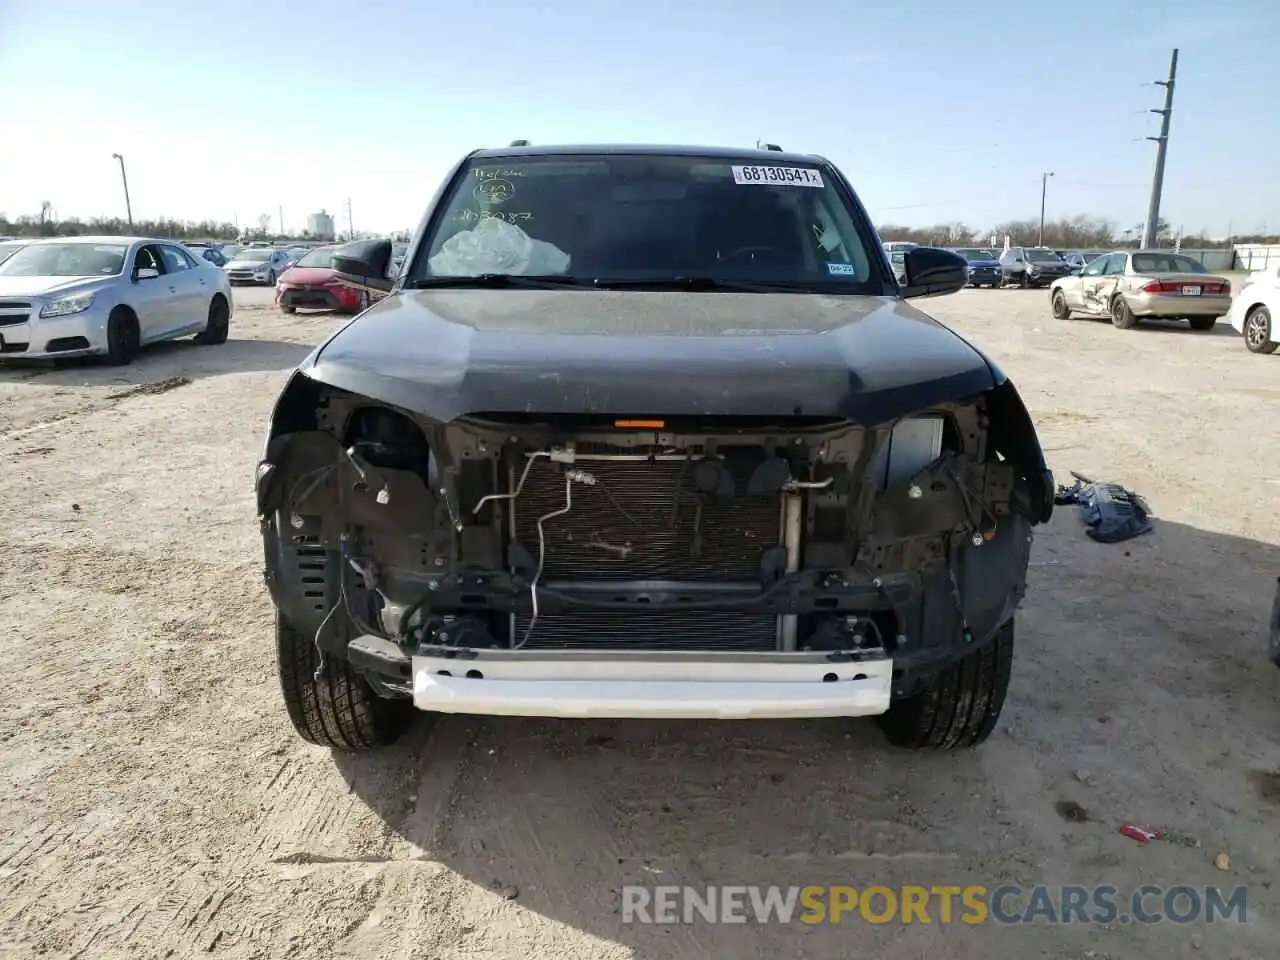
[279,205,284,237]
[1038,171,1054,246]
[345,197,354,240]
[110,153,134,230]
[1141,48,1178,249]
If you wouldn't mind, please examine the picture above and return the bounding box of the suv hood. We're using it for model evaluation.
[299,289,997,425]
[966,259,1001,269]
[0,275,109,298]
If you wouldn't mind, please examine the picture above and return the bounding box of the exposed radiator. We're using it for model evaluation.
[511,455,781,582]
[513,610,780,652]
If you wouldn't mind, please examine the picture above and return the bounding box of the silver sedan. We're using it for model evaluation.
[0,236,234,365]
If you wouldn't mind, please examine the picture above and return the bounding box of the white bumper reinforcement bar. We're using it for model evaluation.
[410,650,894,720]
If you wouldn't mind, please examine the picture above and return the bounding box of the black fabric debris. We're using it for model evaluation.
[1269,577,1280,669]
[1054,472,1153,544]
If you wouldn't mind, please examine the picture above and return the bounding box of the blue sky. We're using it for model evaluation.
[1,0,1276,237]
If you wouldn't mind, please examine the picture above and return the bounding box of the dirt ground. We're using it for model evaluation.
[1,285,1277,960]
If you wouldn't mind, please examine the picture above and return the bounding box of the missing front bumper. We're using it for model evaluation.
[410,649,894,719]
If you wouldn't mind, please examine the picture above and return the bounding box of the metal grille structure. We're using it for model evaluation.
[511,456,781,583]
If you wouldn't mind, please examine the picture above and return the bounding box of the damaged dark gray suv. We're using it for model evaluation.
[255,143,1055,753]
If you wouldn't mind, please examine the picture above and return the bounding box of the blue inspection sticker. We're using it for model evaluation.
[826,261,856,276]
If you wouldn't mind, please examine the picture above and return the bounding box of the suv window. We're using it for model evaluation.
[411,153,881,290]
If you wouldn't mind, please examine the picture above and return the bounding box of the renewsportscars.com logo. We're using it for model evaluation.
[621,884,1248,926]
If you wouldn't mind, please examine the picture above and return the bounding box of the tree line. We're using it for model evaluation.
[4,210,1277,250]
[876,214,1280,249]
[0,213,350,243]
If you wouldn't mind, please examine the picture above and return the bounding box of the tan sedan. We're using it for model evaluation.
[1048,250,1231,330]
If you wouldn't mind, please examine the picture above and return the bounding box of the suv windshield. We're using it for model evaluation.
[0,242,126,277]
[411,153,880,291]
[1026,249,1062,263]
[955,249,994,261]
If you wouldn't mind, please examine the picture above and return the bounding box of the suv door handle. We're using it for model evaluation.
[168,286,177,293]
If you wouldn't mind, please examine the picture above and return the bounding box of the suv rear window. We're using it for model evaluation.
[412,154,881,290]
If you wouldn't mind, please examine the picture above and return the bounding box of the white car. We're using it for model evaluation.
[223,247,292,285]
[1227,264,1280,355]
[0,239,26,266]
[0,236,233,365]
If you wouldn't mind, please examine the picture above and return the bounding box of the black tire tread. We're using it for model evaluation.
[195,295,230,345]
[105,307,139,366]
[1110,295,1138,329]
[1244,306,1277,354]
[878,621,1014,750]
[276,613,412,752]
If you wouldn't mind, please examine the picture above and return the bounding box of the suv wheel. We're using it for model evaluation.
[878,621,1014,750]
[276,612,414,751]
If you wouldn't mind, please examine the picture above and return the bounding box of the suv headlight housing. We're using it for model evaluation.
[39,291,96,318]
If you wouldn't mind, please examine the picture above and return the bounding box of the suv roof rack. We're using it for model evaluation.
[509,139,530,147]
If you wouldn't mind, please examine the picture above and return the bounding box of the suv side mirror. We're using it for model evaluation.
[333,238,395,295]
[899,246,968,299]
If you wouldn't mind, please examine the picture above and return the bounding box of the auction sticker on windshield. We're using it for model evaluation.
[732,165,824,187]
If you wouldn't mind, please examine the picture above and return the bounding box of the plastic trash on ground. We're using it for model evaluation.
[428,218,570,277]
[1054,472,1153,544]
[1118,824,1162,843]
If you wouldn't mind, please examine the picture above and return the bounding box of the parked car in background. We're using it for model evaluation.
[949,248,1004,288]
[1226,262,1280,354]
[224,247,292,285]
[887,248,908,284]
[275,245,369,314]
[1049,250,1231,331]
[0,240,27,267]
[1060,251,1106,275]
[186,243,228,267]
[1000,246,1072,288]
[392,242,409,273]
[881,241,919,254]
[0,236,232,364]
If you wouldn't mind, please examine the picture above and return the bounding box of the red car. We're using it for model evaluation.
[275,246,370,314]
